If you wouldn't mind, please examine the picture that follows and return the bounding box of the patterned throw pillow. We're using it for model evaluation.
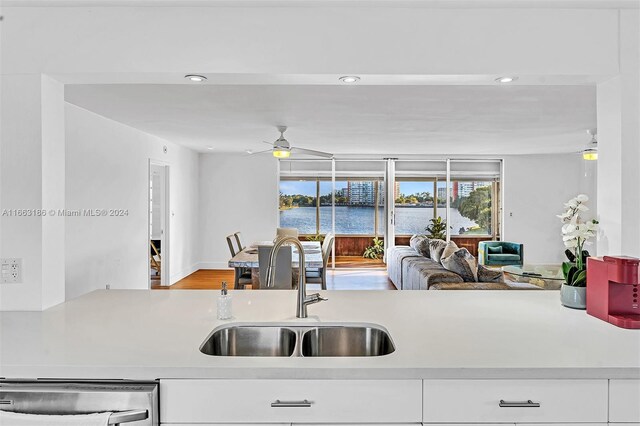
[441,247,478,282]
[440,241,459,261]
[409,234,431,258]
[428,239,448,263]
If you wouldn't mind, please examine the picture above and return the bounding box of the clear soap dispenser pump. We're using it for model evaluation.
[217,281,232,320]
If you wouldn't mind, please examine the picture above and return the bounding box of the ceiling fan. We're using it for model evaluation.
[249,126,333,159]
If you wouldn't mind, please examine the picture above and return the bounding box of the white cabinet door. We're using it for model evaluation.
[423,379,608,423]
[160,379,422,424]
[610,379,640,423]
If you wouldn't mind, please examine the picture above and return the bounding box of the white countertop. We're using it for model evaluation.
[1,289,639,380]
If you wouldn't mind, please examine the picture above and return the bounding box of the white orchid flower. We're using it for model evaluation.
[576,194,589,202]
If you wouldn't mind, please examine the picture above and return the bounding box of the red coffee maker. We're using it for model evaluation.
[587,256,640,329]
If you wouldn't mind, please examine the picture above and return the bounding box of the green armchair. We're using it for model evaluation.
[478,241,523,266]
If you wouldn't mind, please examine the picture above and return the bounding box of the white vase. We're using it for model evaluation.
[560,284,587,309]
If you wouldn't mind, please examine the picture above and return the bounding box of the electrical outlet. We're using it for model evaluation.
[1,258,22,284]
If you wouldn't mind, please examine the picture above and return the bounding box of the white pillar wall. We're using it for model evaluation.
[0,74,66,311]
[597,10,640,258]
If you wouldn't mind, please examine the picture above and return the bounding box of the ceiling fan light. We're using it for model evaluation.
[273,148,291,158]
[583,149,598,161]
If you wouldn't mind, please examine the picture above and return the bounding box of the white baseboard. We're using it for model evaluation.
[197,261,232,270]
[170,263,200,284]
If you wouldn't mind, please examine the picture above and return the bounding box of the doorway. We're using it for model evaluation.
[149,160,169,287]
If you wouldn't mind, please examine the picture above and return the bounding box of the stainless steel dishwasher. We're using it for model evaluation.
[0,380,158,425]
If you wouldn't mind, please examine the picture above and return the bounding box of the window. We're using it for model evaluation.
[334,180,377,235]
[394,180,436,235]
[279,179,318,234]
[449,180,494,236]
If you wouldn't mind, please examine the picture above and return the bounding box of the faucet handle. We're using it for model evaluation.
[306,293,328,304]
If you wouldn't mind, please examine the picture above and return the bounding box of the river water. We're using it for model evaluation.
[279,206,479,235]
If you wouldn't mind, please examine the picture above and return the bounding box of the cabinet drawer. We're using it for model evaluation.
[160,379,422,423]
[423,379,607,423]
[610,379,640,422]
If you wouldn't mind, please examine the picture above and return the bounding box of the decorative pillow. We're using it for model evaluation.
[440,241,459,262]
[409,234,431,258]
[441,247,478,282]
[428,239,448,263]
[477,265,505,283]
[487,246,503,255]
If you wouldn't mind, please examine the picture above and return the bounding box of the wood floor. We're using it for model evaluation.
[157,265,395,291]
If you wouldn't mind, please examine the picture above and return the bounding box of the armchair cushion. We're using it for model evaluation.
[488,253,521,263]
[487,245,503,254]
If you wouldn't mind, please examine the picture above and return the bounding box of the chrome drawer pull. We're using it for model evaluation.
[271,399,312,408]
[0,400,13,405]
[499,399,541,408]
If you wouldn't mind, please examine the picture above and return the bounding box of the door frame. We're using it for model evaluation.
[148,159,170,288]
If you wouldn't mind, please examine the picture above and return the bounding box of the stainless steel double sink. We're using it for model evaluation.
[199,323,395,357]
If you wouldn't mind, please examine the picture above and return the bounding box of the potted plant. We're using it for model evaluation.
[363,237,384,260]
[557,194,598,309]
[425,216,449,240]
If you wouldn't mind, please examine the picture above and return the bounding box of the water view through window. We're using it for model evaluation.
[279,179,493,236]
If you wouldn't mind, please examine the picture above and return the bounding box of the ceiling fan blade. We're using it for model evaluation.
[262,141,275,146]
[244,148,273,156]
[291,147,334,159]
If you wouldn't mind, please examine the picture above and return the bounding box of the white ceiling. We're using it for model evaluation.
[65,84,596,156]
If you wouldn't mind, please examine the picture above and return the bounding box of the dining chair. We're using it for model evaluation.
[258,245,293,289]
[227,234,252,289]
[234,232,246,252]
[305,233,334,290]
[276,227,299,240]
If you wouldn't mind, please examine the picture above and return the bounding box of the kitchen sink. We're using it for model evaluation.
[199,325,297,357]
[301,325,395,357]
[200,323,394,357]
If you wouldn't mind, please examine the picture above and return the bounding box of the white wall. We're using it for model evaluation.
[65,104,199,300]
[198,154,278,269]
[503,154,597,264]
[0,74,66,311]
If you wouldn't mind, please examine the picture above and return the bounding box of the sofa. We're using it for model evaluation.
[478,241,524,266]
[387,235,511,290]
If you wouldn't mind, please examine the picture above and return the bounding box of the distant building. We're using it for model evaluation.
[453,181,491,200]
[437,186,447,202]
[348,181,375,205]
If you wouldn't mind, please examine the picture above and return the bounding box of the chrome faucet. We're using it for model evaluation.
[266,236,327,318]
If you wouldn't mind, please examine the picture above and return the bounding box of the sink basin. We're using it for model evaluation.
[301,325,395,357]
[199,323,394,357]
[200,325,296,357]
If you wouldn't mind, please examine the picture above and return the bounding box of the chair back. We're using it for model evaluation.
[276,227,299,240]
[258,245,293,289]
[234,232,245,251]
[321,233,335,270]
[226,234,240,257]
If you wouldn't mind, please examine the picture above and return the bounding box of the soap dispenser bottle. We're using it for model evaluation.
[217,282,232,320]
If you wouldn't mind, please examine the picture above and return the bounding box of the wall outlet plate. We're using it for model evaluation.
[1,258,22,284]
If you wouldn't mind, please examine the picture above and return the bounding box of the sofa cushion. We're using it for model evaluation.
[428,239,448,263]
[403,257,463,290]
[430,281,511,290]
[487,245,503,254]
[441,247,478,282]
[488,253,521,262]
[477,265,505,283]
[409,234,431,258]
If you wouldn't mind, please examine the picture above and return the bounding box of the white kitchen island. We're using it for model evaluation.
[1,290,639,425]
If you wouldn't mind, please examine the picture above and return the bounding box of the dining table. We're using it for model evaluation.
[228,240,324,288]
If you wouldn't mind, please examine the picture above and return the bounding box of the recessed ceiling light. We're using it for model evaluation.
[339,76,361,83]
[246,149,254,154]
[207,146,214,150]
[185,74,207,82]
[495,76,518,83]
